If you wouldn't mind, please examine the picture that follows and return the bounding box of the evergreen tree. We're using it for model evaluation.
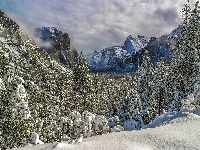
[119,89,131,126]
[90,73,107,115]
[166,57,184,112]
[151,58,169,115]
[168,90,182,112]
[137,50,155,125]
[72,51,92,113]
[172,0,200,97]
[107,91,120,118]
[165,1,200,112]
[129,89,144,129]
[0,44,34,148]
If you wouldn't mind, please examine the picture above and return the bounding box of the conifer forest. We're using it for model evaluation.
[0,0,200,149]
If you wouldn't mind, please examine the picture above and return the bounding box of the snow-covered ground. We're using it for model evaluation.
[12,111,200,150]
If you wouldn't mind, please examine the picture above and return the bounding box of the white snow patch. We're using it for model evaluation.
[11,112,200,150]
[142,111,200,129]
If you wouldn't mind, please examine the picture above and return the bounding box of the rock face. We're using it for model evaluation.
[124,35,149,54]
[86,32,176,73]
[35,27,71,67]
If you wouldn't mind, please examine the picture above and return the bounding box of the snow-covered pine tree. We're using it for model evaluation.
[119,89,131,126]
[137,50,155,125]
[72,51,92,113]
[126,88,144,130]
[172,0,200,97]
[186,1,200,96]
[168,90,182,112]
[106,91,119,118]
[90,73,107,115]
[151,58,169,115]
[166,56,185,112]
[106,75,128,119]
[91,73,101,114]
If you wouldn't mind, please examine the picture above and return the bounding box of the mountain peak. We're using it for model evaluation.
[34,27,71,67]
[124,35,149,53]
[86,30,177,73]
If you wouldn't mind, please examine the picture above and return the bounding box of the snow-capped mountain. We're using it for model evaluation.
[124,35,149,54]
[85,35,150,72]
[33,26,177,73]
[86,33,174,72]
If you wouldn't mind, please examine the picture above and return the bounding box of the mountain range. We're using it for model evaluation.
[0,9,182,73]
[35,26,180,73]
[85,30,179,72]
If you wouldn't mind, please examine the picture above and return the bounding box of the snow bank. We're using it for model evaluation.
[142,111,200,129]
[11,110,200,150]
[110,125,124,133]
[12,110,200,150]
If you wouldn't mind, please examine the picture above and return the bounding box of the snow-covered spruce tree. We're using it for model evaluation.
[91,73,101,113]
[164,60,177,111]
[56,72,73,116]
[72,51,92,113]
[137,50,155,125]
[166,56,185,112]
[187,2,200,99]
[123,88,144,130]
[107,75,125,118]
[168,90,182,112]
[119,88,131,126]
[106,91,119,118]
[171,0,200,97]
[82,73,104,115]
[90,73,107,115]
[151,58,169,115]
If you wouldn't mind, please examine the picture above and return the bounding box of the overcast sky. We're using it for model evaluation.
[0,0,196,54]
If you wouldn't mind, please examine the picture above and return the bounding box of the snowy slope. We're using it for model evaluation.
[12,112,200,150]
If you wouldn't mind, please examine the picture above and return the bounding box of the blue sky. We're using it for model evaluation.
[0,0,195,54]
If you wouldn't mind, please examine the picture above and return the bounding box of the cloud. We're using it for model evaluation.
[0,0,196,54]
[154,8,179,25]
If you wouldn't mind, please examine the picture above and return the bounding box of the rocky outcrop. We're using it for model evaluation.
[35,27,72,67]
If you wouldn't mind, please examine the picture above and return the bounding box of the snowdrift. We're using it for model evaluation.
[12,111,200,150]
[142,111,200,129]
